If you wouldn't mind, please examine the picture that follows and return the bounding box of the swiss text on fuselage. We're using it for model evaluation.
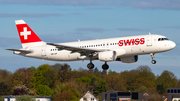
[119,38,145,46]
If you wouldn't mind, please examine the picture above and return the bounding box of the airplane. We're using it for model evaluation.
[7,20,176,70]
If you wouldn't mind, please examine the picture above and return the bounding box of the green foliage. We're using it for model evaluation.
[77,74,108,96]
[136,86,148,93]
[0,82,13,95]
[156,70,177,94]
[52,83,65,98]
[2,63,180,99]
[120,66,156,91]
[53,83,80,101]
[134,66,156,90]
[52,63,72,83]
[15,95,36,101]
[0,96,2,101]
[54,91,74,101]
[13,68,32,88]
[36,84,52,96]
[108,69,117,74]
[31,64,56,89]
[63,83,80,100]
[27,66,36,75]
[0,69,12,82]
[104,73,127,91]
[0,76,2,83]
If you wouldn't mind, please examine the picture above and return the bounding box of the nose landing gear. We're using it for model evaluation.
[150,53,156,64]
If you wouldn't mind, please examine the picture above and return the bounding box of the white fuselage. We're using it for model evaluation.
[16,34,176,62]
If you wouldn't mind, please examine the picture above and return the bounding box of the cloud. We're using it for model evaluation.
[0,13,60,18]
[115,0,180,10]
[85,7,113,10]
[117,28,147,32]
[1,0,180,10]
[1,0,104,5]
[163,26,180,29]
[76,27,105,32]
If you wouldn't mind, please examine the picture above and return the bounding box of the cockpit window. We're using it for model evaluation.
[158,38,169,41]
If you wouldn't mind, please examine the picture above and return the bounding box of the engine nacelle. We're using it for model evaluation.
[120,55,138,63]
[98,51,117,62]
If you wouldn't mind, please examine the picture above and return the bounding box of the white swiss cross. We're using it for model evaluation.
[20,27,31,40]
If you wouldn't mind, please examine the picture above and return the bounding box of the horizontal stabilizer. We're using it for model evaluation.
[6,49,33,53]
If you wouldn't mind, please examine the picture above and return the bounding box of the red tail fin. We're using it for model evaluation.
[15,20,42,44]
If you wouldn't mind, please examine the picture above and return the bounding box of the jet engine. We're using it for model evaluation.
[98,51,117,62]
[117,55,138,63]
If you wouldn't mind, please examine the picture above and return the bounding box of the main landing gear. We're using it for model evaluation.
[87,62,94,69]
[87,62,109,70]
[87,56,94,69]
[150,53,156,64]
[102,62,109,70]
[87,56,109,70]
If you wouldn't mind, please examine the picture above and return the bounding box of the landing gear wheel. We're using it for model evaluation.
[87,62,94,69]
[102,62,109,70]
[150,53,156,64]
[151,60,156,64]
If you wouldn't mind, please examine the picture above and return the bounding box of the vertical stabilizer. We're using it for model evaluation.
[15,20,43,48]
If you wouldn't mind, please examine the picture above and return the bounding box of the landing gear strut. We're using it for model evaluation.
[150,53,156,64]
[87,56,94,69]
[102,62,109,70]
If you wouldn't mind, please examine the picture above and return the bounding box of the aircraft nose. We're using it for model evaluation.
[170,41,176,49]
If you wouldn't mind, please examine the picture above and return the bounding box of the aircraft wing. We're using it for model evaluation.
[6,49,33,53]
[47,43,108,56]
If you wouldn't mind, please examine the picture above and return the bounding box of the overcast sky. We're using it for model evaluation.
[0,0,180,77]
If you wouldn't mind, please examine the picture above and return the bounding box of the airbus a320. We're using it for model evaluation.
[7,20,176,70]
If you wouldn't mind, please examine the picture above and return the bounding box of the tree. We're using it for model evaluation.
[104,73,127,91]
[136,86,148,93]
[15,95,36,101]
[108,69,117,74]
[77,74,108,96]
[13,85,35,95]
[134,66,156,90]
[36,84,52,96]
[93,67,100,77]
[12,68,32,88]
[54,91,74,101]
[31,64,56,89]
[52,83,65,98]
[0,82,13,95]
[53,83,80,101]
[120,70,139,91]
[0,69,12,83]
[156,70,177,94]
[52,63,72,83]
[27,66,36,76]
